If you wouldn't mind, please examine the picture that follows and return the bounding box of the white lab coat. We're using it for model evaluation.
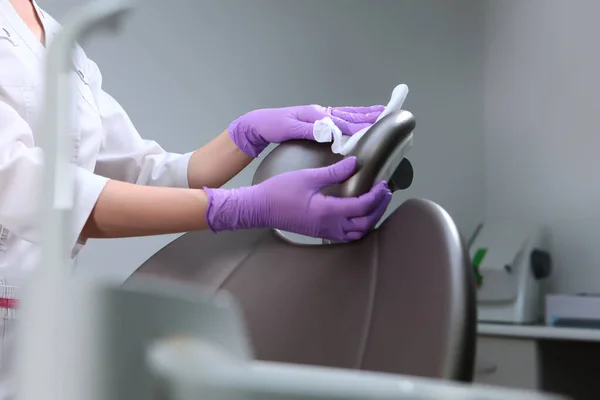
[0,0,193,286]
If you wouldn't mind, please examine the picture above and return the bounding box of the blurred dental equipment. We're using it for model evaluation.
[14,2,134,400]
[470,221,553,324]
[8,1,570,399]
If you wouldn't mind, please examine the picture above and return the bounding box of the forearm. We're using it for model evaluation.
[82,179,210,239]
[186,130,254,189]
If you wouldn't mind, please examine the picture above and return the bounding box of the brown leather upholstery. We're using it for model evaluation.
[128,110,476,381]
[130,199,476,381]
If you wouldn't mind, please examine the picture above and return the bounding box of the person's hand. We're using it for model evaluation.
[229,104,385,157]
[203,157,392,242]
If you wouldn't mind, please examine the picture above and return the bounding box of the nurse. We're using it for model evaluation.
[0,0,392,281]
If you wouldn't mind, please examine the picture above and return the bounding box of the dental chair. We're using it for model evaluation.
[130,110,478,382]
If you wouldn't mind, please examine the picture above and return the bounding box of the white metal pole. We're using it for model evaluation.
[14,2,133,400]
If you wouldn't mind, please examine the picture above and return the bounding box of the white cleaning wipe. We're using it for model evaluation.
[313,116,346,154]
[313,83,409,155]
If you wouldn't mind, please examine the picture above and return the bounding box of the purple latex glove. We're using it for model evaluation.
[229,105,385,157]
[203,157,392,242]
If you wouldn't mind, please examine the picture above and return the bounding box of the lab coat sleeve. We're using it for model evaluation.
[87,59,192,188]
[0,98,109,247]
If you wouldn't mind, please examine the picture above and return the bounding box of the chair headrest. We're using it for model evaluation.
[252,110,416,197]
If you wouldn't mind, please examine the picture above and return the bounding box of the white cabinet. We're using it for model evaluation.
[474,336,539,390]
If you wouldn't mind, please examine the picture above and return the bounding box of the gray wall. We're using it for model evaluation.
[39,0,485,283]
[484,0,600,294]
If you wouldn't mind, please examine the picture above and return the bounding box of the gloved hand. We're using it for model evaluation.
[229,105,385,157]
[203,157,392,242]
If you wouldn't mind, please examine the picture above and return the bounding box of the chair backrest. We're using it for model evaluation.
[357,198,476,381]
[130,110,477,381]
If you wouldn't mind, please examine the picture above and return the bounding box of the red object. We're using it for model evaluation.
[0,298,18,309]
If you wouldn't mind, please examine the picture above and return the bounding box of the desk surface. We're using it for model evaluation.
[478,323,600,342]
